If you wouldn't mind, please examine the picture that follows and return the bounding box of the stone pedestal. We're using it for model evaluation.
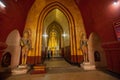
[30,64,46,74]
[81,62,96,70]
[11,64,30,75]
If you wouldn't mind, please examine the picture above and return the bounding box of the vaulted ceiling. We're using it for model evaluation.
[43,9,69,35]
[0,0,119,42]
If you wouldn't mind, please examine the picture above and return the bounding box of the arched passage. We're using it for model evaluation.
[37,2,78,64]
[46,22,63,56]
[42,17,64,50]
[24,0,86,65]
[42,8,70,59]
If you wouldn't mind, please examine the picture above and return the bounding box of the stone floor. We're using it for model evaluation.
[3,58,120,80]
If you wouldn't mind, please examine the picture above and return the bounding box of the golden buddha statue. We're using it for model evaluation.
[48,30,58,56]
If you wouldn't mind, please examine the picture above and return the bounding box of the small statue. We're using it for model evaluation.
[80,33,89,62]
[20,30,32,65]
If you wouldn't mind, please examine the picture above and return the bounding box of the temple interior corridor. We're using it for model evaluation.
[6,58,119,80]
[0,0,120,80]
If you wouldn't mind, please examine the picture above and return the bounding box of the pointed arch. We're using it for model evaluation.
[24,0,86,64]
[46,21,63,35]
[35,2,77,62]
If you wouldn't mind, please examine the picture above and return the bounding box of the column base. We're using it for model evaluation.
[11,64,30,75]
[81,62,96,70]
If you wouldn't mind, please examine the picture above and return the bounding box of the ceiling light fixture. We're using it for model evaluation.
[113,0,119,5]
[62,32,67,37]
[42,34,48,38]
[0,1,6,8]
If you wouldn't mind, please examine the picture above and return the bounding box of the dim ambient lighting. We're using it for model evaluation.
[0,1,6,8]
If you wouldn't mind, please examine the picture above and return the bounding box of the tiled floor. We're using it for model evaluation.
[5,58,120,80]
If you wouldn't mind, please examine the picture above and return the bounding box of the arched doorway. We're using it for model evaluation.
[39,2,76,63]
[24,0,86,65]
[46,22,64,58]
[5,29,21,68]
[42,9,70,59]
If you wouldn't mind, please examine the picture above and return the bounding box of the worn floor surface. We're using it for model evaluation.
[5,58,120,80]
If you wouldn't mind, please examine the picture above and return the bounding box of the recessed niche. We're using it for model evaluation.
[94,51,101,62]
[1,52,11,67]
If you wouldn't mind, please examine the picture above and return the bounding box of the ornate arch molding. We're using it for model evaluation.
[46,21,63,49]
[46,21,63,35]
[35,1,77,60]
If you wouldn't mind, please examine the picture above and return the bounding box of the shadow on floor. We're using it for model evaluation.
[97,68,120,79]
[0,67,11,80]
